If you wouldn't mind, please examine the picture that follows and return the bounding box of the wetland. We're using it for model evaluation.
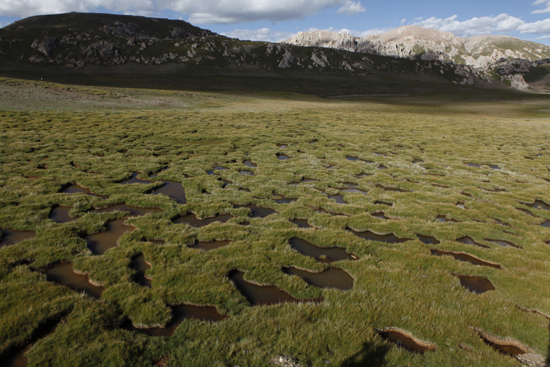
[1,77,549,367]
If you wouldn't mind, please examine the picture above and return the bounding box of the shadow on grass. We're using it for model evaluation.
[340,341,390,367]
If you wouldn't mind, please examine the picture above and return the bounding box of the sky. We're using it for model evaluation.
[1,0,550,44]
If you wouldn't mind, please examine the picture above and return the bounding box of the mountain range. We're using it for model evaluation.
[284,26,550,70]
[0,13,549,94]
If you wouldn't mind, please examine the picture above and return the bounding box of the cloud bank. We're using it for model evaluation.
[412,13,550,38]
[0,0,365,24]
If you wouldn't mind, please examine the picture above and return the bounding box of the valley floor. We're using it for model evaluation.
[1,78,550,367]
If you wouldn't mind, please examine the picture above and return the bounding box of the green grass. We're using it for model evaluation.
[1,77,550,367]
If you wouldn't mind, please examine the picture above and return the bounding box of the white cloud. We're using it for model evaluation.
[221,28,294,42]
[533,0,550,14]
[400,18,406,25]
[335,1,366,16]
[518,19,550,34]
[412,14,525,37]
[0,0,359,24]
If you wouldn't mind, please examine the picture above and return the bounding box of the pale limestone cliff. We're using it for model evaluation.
[284,26,550,70]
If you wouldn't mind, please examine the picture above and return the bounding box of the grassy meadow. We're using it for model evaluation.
[1,77,550,366]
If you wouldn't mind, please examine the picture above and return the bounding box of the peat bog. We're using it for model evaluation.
[1,77,550,367]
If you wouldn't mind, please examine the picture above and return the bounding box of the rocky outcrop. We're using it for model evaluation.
[284,26,550,70]
[83,40,118,58]
[311,51,329,68]
[171,28,189,39]
[278,50,295,68]
[503,74,531,90]
[31,36,57,57]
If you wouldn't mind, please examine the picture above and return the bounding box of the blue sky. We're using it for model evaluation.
[1,0,550,44]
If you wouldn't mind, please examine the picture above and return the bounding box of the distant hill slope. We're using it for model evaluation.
[0,13,546,94]
[284,26,550,69]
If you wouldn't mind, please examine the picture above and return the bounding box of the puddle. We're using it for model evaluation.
[437,215,457,223]
[45,263,105,298]
[466,163,481,168]
[457,275,495,294]
[341,188,367,195]
[480,187,507,193]
[291,219,311,228]
[417,235,440,245]
[456,202,465,209]
[275,197,297,204]
[213,166,227,171]
[150,181,187,204]
[375,184,409,193]
[372,212,389,220]
[229,270,322,306]
[492,218,511,227]
[356,173,372,178]
[412,159,424,164]
[374,152,387,157]
[125,304,227,336]
[375,201,393,207]
[206,170,215,175]
[456,236,490,248]
[278,144,287,149]
[86,219,134,255]
[191,240,232,251]
[239,170,254,176]
[525,200,550,211]
[50,206,75,223]
[341,182,358,189]
[62,184,106,197]
[302,178,319,184]
[174,213,232,227]
[244,160,257,168]
[431,249,501,269]
[131,253,151,287]
[377,328,437,353]
[3,314,67,367]
[119,173,151,185]
[236,204,277,218]
[516,208,536,217]
[149,167,169,178]
[283,266,353,290]
[485,239,521,249]
[378,165,388,170]
[473,328,530,356]
[289,238,356,263]
[346,156,359,161]
[0,229,36,248]
[328,194,346,204]
[219,179,232,188]
[489,165,500,170]
[239,187,251,192]
[540,220,550,228]
[350,229,411,244]
[91,204,163,217]
[277,154,290,160]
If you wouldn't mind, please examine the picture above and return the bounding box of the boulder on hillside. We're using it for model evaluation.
[31,36,57,57]
[83,41,119,58]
